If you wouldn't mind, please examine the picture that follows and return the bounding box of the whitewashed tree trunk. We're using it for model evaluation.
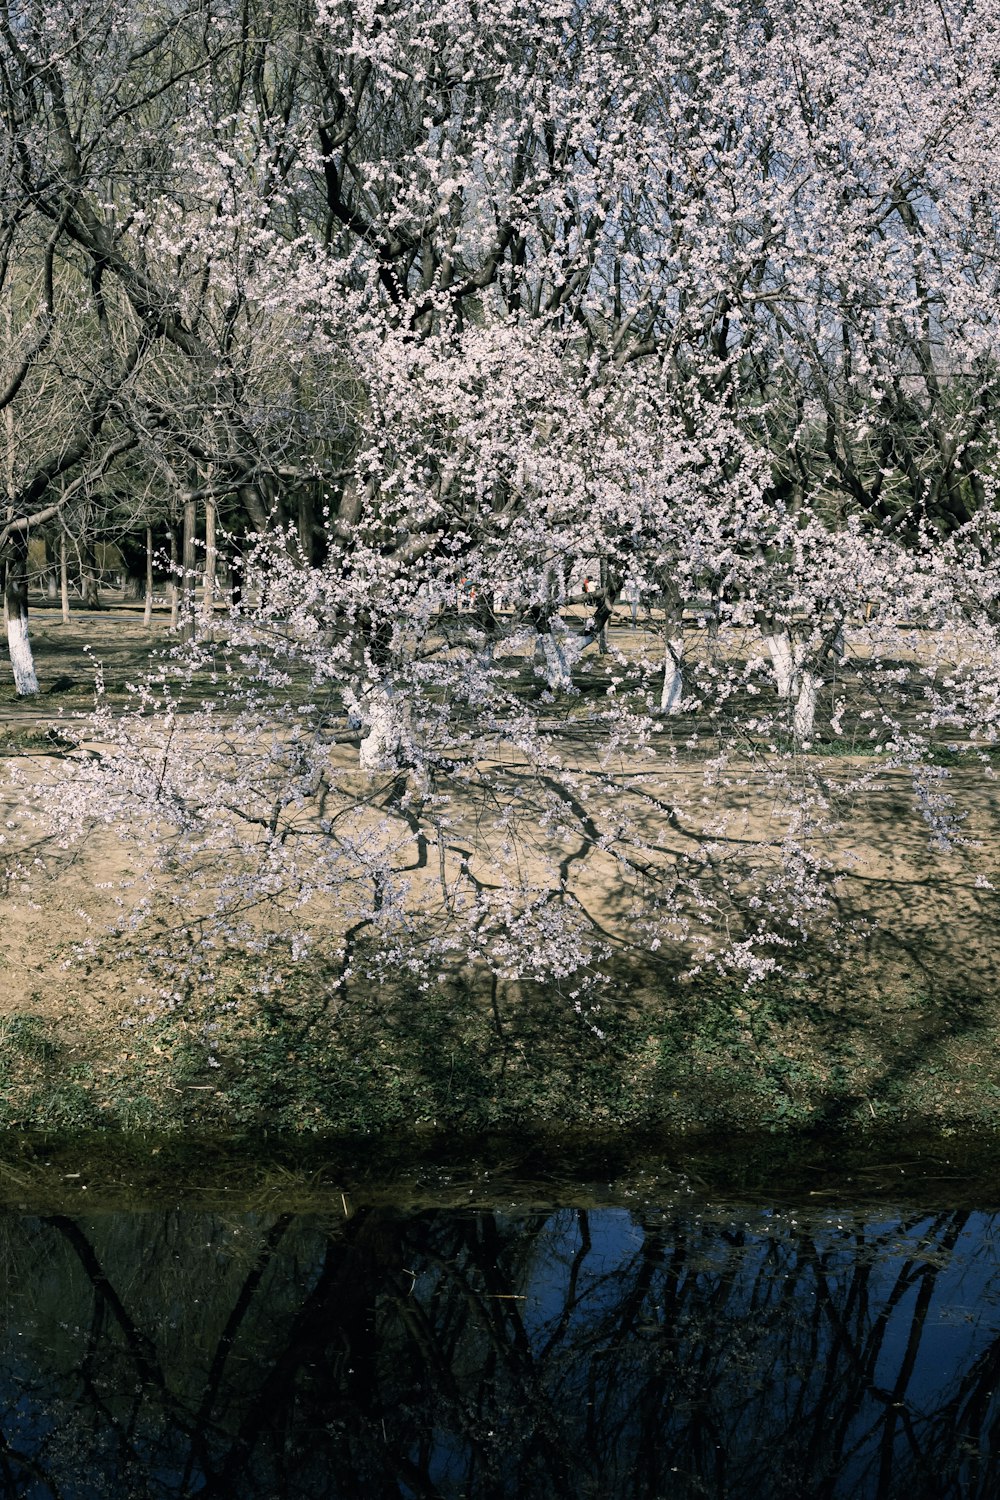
[536,619,584,692]
[356,685,407,772]
[793,671,820,743]
[763,631,796,699]
[7,607,38,695]
[660,635,685,714]
[5,546,38,695]
[541,631,570,692]
[765,629,820,740]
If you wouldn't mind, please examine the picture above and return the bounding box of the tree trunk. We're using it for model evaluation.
[793,671,820,744]
[763,630,796,699]
[659,587,686,714]
[180,492,197,641]
[229,542,244,607]
[202,499,216,629]
[169,523,179,629]
[297,488,315,564]
[43,538,57,602]
[5,537,39,695]
[660,634,685,714]
[352,684,407,772]
[60,532,70,624]
[239,482,269,534]
[543,625,583,692]
[596,561,609,654]
[533,615,584,693]
[80,537,102,610]
[143,526,153,628]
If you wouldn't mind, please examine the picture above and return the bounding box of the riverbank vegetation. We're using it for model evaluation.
[1,924,999,1137]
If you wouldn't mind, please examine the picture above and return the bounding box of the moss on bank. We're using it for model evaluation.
[2,960,1000,1137]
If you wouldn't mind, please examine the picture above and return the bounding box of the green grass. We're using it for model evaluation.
[0,954,997,1139]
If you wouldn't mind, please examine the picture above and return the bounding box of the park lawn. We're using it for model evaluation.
[0,602,996,1138]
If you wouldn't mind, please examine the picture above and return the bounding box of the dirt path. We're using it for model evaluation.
[2,604,999,1005]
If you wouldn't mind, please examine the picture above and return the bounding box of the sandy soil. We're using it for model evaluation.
[0,601,997,1038]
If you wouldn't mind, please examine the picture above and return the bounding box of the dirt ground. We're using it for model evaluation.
[0,600,998,1136]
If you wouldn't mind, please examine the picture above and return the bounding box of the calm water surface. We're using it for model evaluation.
[2,1167,1000,1497]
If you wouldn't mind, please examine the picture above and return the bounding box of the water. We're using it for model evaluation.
[1,1156,999,1497]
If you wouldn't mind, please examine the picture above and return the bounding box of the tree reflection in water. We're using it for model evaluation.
[0,1199,997,1497]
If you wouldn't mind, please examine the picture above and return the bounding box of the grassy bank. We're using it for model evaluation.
[2,954,1000,1138]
